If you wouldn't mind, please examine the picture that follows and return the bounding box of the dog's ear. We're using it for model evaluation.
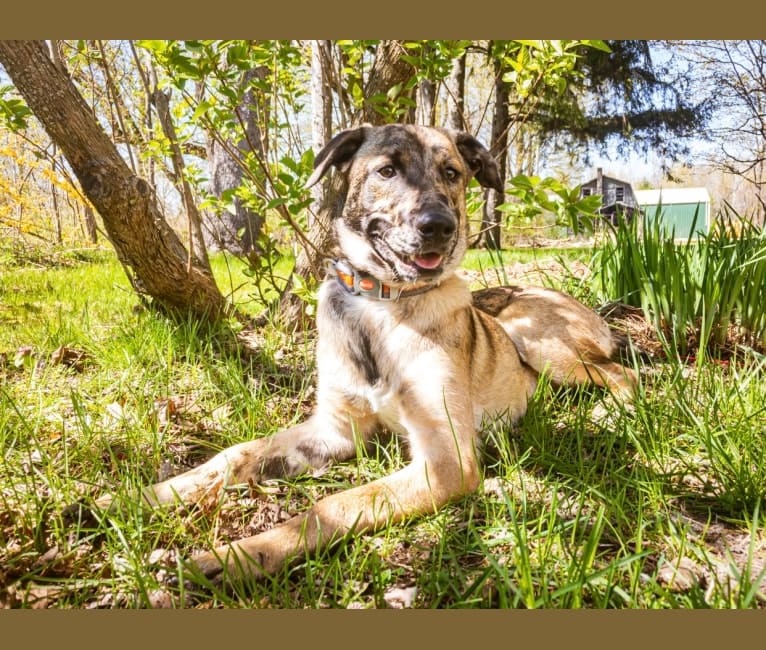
[454,132,503,193]
[305,127,367,188]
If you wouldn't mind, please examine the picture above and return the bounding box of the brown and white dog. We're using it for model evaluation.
[96,124,637,583]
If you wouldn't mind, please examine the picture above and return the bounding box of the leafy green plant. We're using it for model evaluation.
[591,205,766,357]
[0,84,32,130]
[501,174,603,238]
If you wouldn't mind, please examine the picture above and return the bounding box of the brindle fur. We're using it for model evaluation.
[95,124,637,583]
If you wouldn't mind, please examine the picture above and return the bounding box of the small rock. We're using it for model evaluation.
[383,586,418,609]
[658,557,699,592]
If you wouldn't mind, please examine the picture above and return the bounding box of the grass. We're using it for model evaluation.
[1,246,766,608]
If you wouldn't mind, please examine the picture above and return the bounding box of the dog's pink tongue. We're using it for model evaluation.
[413,253,443,270]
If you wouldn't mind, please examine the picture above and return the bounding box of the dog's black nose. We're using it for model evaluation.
[415,212,456,242]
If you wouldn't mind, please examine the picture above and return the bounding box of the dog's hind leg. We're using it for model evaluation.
[476,286,638,399]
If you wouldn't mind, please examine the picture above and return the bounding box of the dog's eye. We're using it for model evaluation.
[444,167,460,181]
[377,165,396,179]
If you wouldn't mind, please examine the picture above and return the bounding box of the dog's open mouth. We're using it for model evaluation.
[369,225,451,281]
[393,251,446,280]
[412,253,443,270]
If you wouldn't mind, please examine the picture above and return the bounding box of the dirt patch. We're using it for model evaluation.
[457,259,592,288]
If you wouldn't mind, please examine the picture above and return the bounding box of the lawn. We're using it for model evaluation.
[1,246,765,608]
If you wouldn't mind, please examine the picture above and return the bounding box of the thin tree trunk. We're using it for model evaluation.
[152,85,212,274]
[204,67,267,256]
[481,51,510,249]
[50,178,62,244]
[446,53,467,131]
[0,40,227,319]
[309,40,333,222]
[83,203,98,244]
[415,78,436,126]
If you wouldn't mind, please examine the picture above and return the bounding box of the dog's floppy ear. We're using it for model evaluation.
[454,132,503,193]
[305,127,367,188]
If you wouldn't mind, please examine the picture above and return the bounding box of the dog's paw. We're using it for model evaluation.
[181,545,265,591]
[189,550,227,583]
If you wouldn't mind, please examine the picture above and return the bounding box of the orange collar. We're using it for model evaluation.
[325,259,438,301]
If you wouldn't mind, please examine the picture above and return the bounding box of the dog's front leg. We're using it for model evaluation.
[94,414,369,513]
[192,394,481,582]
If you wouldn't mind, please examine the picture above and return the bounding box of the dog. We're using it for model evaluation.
[94,124,637,584]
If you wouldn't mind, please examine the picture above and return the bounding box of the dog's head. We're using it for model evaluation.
[306,124,502,285]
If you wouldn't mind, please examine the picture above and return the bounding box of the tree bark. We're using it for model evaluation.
[446,53,467,131]
[415,78,436,126]
[0,40,227,320]
[204,67,267,256]
[362,41,416,126]
[82,203,98,244]
[309,40,334,221]
[481,51,510,249]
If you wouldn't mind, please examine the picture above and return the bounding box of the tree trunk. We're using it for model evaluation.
[309,40,334,223]
[204,67,267,256]
[362,41,416,126]
[446,53,467,131]
[0,40,227,320]
[83,203,98,244]
[481,51,510,249]
[50,145,63,244]
[415,78,436,126]
[152,85,212,274]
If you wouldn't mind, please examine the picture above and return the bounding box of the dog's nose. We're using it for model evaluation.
[415,212,456,242]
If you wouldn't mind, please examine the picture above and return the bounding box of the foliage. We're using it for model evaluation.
[667,40,766,191]
[0,131,91,244]
[0,84,31,130]
[496,40,610,100]
[500,174,603,237]
[532,40,709,165]
[591,206,766,357]
[135,40,315,299]
[0,40,734,319]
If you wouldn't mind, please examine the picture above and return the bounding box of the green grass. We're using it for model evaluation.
[1,248,765,608]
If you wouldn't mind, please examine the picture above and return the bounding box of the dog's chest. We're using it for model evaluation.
[316,284,423,422]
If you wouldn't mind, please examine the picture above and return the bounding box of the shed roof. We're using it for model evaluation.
[581,173,630,187]
[634,187,710,206]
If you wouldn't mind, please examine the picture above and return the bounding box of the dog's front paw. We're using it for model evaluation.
[187,544,266,588]
[189,549,226,583]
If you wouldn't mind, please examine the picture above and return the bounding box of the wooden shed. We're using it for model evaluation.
[633,187,711,239]
[580,168,641,226]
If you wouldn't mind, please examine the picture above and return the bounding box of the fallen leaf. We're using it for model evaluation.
[14,345,34,368]
[50,345,91,372]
